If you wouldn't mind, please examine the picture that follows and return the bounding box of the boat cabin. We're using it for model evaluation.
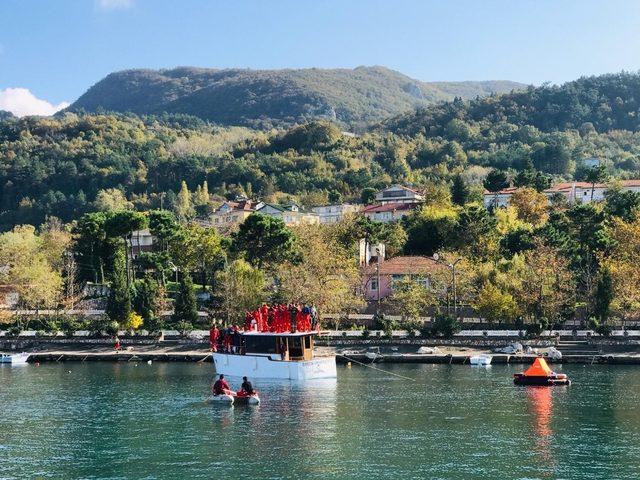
[240,331,316,361]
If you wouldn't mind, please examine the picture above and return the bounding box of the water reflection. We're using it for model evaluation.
[526,386,556,476]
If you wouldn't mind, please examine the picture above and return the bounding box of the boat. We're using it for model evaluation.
[513,357,570,386]
[213,330,336,380]
[469,354,492,366]
[0,353,30,365]
[364,346,382,361]
[210,391,261,405]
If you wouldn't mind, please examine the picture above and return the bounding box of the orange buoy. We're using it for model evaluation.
[514,357,570,386]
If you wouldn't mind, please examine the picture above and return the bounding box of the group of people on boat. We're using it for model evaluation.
[208,303,318,352]
[212,374,255,396]
[245,303,318,333]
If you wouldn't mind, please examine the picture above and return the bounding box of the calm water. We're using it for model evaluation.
[1,362,640,480]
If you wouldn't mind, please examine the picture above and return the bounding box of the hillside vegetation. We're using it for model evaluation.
[0,72,639,230]
[68,66,523,129]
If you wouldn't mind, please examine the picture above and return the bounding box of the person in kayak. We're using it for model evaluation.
[212,374,232,396]
[240,376,254,395]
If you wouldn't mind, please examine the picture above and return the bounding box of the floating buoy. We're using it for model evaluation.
[513,357,570,386]
[147,360,152,365]
[347,362,352,368]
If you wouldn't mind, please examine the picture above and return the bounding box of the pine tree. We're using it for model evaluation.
[106,248,131,324]
[451,174,470,206]
[172,272,198,327]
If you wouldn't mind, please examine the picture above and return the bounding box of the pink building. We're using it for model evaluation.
[362,256,442,301]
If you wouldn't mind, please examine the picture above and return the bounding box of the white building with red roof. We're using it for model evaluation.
[484,180,640,208]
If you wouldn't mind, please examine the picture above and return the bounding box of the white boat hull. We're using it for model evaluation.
[469,355,492,366]
[213,353,337,380]
[0,353,30,365]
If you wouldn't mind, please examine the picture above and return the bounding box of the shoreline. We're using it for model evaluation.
[7,346,640,365]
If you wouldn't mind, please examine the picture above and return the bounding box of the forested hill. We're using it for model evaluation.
[381,72,640,136]
[67,66,523,129]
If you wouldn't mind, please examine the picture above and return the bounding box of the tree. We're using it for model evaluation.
[450,174,470,206]
[94,188,133,212]
[0,226,63,311]
[275,225,363,315]
[384,278,435,320]
[148,210,179,251]
[172,272,198,327]
[404,205,458,256]
[509,187,549,225]
[104,210,148,287]
[604,188,640,221]
[515,242,574,325]
[585,165,608,201]
[174,181,195,221]
[217,259,266,324]
[361,187,377,205]
[232,213,298,269]
[169,224,224,288]
[73,212,110,283]
[134,275,163,332]
[455,204,496,258]
[106,248,132,325]
[472,282,518,324]
[601,217,640,326]
[513,160,552,192]
[593,268,613,325]
[483,169,509,193]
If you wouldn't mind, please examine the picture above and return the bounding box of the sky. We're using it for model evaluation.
[1,0,640,116]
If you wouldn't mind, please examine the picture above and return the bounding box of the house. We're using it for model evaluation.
[375,185,424,205]
[208,198,260,230]
[549,180,640,203]
[483,180,640,208]
[256,203,319,226]
[362,202,419,223]
[362,256,442,302]
[312,203,362,224]
[130,229,155,258]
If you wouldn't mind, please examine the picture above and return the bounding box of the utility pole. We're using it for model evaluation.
[376,247,381,313]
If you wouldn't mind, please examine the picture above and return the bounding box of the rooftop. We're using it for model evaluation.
[363,202,419,213]
[364,255,443,275]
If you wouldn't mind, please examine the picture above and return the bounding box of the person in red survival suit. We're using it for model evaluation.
[260,303,270,331]
[209,324,219,352]
[244,311,252,331]
[212,374,232,396]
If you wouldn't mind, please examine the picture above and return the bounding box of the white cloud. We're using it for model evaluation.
[0,88,70,117]
[97,0,134,9]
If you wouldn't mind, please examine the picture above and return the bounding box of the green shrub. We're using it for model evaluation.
[595,324,613,337]
[432,314,460,338]
[524,323,544,338]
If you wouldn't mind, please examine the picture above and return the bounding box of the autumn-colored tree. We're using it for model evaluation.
[601,217,640,325]
[510,187,549,225]
[515,242,574,324]
[276,225,363,315]
[0,226,63,310]
[384,278,436,320]
[174,181,195,221]
[472,281,519,324]
[216,259,266,325]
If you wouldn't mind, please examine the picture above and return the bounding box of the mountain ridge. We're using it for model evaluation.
[67,66,525,128]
